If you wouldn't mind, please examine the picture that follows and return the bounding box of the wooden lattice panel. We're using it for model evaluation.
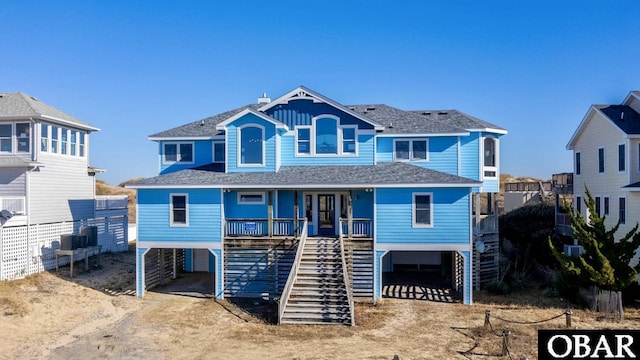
[1,226,28,280]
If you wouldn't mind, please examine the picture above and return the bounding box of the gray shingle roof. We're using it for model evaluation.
[412,109,506,132]
[129,162,479,188]
[347,104,468,134]
[0,156,41,168]
[597,105,640,135]
[149,104,261,138]
[0,92,97,130]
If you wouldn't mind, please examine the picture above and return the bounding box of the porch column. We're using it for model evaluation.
[268,190,273,237]
[293,190,299,237]
[136,247,150,297]
[347,191,353,238]
[209,248,224,299]
[459,250,473,305]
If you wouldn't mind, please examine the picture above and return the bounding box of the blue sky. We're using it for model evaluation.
[2,1,639,184]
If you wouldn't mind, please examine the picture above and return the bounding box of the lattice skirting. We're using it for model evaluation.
[0,216,128,280]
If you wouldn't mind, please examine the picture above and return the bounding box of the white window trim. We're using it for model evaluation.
[237,124,266,167]
[393,138,429,162]
[295,125,312,155]
[481,136,498,179]
[0,123,14,154]
[295,114,358,157]
[40,123,49,153]
[212,141,225,163]
[598,146,605,174]
[575,151,581,176]
[170,193,189,227]
[412,192,433,228]
[163,142,195,165]
[618,142,626,173]
[15,122,31,154]
[238,191,265,205]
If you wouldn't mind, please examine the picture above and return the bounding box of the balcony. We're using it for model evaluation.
[95,196,128,210]
[339,218,373,239]
[225,218,304,238]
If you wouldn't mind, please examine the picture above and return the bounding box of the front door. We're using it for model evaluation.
[317,194,335,235]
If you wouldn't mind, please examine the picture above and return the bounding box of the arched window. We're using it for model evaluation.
[239,125,264,165]
[483,137,497,177]
[315,117,338,154]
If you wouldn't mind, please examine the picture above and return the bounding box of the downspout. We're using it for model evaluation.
[28,118,35,272]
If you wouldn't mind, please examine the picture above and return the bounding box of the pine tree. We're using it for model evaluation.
[549,186,640,291]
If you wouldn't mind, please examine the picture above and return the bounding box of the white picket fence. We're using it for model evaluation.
[0,215,128,280]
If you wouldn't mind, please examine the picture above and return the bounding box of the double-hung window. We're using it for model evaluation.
[170,194,188,226]
[394,139,428,161]
[0,124,12,153]
[341,127,357,154]
[296,127,311,155]
[70,131,77,156]
[163,143,194,164]
[51,126,59,153]
[413,193,433,227]
[16,123,30,153]
[41,124,49,152]
[79,133,85,157]
[61,128,68,155]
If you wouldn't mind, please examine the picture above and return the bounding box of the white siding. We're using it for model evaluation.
[626,95,640,113]
[0,168,26,197]
[28,154,94,223]
[573,111,632,235]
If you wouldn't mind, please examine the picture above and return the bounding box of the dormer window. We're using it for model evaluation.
[483,137,497,177]
[239,125,264,166]
[295,115,358,156]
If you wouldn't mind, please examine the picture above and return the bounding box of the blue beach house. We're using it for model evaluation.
[130,86,506,325]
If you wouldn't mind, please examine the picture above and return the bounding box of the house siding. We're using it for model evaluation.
[459,132,480,182]
[573,112,630,233]
[137,188,222,243]
[159,140,213,175]
[280,133,375,166]
[225,113,277,173]
[223,190,269,218]
[0,168,26,197]
[375,187,470,244]
[375,137,458,175]
[29,154,94,223]
[266,99,374,130]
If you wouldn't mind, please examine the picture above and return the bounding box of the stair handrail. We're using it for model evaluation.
[278,218,308,324]
[339,234,356,326]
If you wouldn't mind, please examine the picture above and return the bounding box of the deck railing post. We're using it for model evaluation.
[347,191,353,239]
[293,190,299,238]
[268,191,273,238]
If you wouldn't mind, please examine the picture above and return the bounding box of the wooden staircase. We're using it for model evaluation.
[279,237,354,325]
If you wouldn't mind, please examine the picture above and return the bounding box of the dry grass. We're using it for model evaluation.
[95,180,136,222]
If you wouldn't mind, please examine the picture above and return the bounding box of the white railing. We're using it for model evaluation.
[1,196,25,215]
[278,219,308,324]
[95,195,128,210]
[225,218,297,237]
[339,218,372,238]
[339,235,355,326]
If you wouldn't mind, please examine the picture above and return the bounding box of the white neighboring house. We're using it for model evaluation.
[0,92,128,280]
[567,91,640,240]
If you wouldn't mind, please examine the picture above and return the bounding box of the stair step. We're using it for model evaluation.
[280,319,351,325]
[281,312,349,320]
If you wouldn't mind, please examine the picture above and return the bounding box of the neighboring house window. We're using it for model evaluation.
[79,132,85,157]
[51,126,59,153]
[595,196,601,216]
[238,192,265,205]
[576,196,582,216]
[296,127,311,155]
[394,139,428,161]
[598,147,605,173]
[70,131,77,156]
[41,124,49,152]
[163,142,194,164]
[341,127,357,154]
[604,197,610,215]
[0,124,11,153]
[213,142,225,163]
[483,137,497,177]
[170,194,188,226]
[61,128,68,155]
[239,125,264,165]
[315,117,338,154]
[619,197,626,224]
[412,193,433,227]
[16,123,30,153]
[618,144,625,171]
[575,152,581,175]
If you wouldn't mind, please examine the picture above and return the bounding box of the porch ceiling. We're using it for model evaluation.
[128,162,480,189]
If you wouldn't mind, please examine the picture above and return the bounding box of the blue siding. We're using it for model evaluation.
[461,250,472,304]
[375,137,458,175]
[281,133,375,166]
[266,99,374,130]
[224,190,269,218]
[159,140,213,175]
[460,133,480,183]
[352,190,374,219]
[277,190,294,218]
[184,249,193,271]
[137,189,222,243]
[225,113,277,173]
[376,188,470,244]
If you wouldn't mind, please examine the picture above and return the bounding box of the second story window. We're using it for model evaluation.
[483,137,497,177]
[70,131,77,156]
[315,117,338,154]
[618,144,625,172]
[296,127,311,155]
[0,124,12,153]
[575,152,581,175]
[41,124,49,152]
[163,143,194,164]
[394,139,428,161]
[79,132,86,157]
[51,126,59,153]
[16,123,30,153]
[595,196,601,216]
[170,194,188,226]
[413,193,433,227]
[61,128,68,155]
[598,147,605,173]
[239,125,264,166]
[213,142,225,163]
[619,197,626,224]
[341,127,356,154]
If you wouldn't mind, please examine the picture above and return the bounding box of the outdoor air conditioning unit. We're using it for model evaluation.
[564,244,584,257]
